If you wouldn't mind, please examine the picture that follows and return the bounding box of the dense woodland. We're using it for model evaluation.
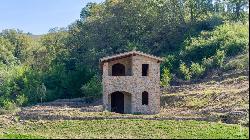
[0,0,249,110]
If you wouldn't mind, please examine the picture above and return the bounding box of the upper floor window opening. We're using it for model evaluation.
[142,64,149,76]
[112,63,126,76]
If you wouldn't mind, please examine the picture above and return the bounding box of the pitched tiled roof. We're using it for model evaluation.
[100,51,164,63]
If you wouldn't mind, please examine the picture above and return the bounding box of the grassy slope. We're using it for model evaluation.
[161,73,249,123]
[0,119,248,139]
[0,60,249,139]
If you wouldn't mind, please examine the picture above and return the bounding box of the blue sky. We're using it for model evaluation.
[0,0,104,35]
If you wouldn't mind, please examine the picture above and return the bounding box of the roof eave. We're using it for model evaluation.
[100,51,164,64]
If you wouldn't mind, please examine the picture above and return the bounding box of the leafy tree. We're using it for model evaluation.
[81,74,102,102]
[161,68,172,87]
[0,0,249,109]
[184,0,214,23]
[0,37,16,65]
[227,0,249,21]
[36,28,69,71]
[0,29,34,63]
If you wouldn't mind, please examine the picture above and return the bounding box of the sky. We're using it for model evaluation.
[0,0,104,35]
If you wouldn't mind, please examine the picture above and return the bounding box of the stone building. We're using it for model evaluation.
[100,51,163,114]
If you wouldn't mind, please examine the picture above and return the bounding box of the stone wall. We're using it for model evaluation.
[102,55,161,114]
[107,56,132,76]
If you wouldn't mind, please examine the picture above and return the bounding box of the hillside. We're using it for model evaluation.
[0,0,249,112]
[161,70,249,125]
[0,0,249,139]
[29,35,42,40]
[0,71,249,138]
[0,69,249,138]
[2,70,246,123]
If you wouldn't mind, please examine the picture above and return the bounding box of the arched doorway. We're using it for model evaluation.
[111,91,124,113]
[112,63,125,76]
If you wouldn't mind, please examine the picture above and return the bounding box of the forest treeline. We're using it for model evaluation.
[0,0,249,111]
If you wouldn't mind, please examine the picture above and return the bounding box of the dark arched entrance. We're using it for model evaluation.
[112,63,125,76]
[111,91,124,113]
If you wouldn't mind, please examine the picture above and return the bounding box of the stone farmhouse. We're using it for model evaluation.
[100,51,163,114]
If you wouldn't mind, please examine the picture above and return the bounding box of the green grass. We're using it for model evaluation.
[0,133,45,139]
[224,53,249,71]
[0,119,248,139]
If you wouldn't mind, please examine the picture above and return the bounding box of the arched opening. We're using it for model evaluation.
[142,91,149,105]
[110,91,131,114]
[111,91,124,113]
[112,63,125,76]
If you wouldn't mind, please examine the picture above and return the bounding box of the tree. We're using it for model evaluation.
[80,2,98,21]
[227,0,249,21]
[184,0,214,23]
[0,37,15,65]
[0,29,34,63]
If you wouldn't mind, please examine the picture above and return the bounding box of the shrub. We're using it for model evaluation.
[179,62,191,81]
[223,39,248,57]
[81,74,102,102]
[214,50,225,68]
[224,53,249,71]
[201,50,225,69]
[16,94,28,107]
[202,57,214,69]
[161,55,179,73]
[190,62,206,78]
[43,64,94,100]
[0,66,26,108]
[0,65,46,107]
[2,100,17,110]
[180,34,220,63]
[160,67,172,87]
[217,23,249,57]
[180,23,248,64]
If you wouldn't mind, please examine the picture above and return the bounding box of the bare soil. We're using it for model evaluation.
[2,70,249,126]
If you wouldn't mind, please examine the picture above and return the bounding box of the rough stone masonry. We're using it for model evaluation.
[100,51,163,114]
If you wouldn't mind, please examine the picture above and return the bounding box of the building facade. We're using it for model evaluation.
[100,51,163,114]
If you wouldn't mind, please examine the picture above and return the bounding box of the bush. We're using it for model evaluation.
[161,55,179,73]
[180,23,248,64]
[214,50,225,68]
[160,67,172,87]
[81,74,102,103]
[224,53,249,71]
[218,24,249,57]
[43,64,94,100]
[223,39,248,57]
[179,62,191,81]
[180,30,221,63]
[0,65,46,107]
[202,57,214,69]
[190,62,206,78]
[16,94,28,107]
[201,50,225,70]
[2,100,17,110]
[0,65,26,107]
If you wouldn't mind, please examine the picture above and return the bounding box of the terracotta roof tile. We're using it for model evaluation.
[100,51,163,63]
